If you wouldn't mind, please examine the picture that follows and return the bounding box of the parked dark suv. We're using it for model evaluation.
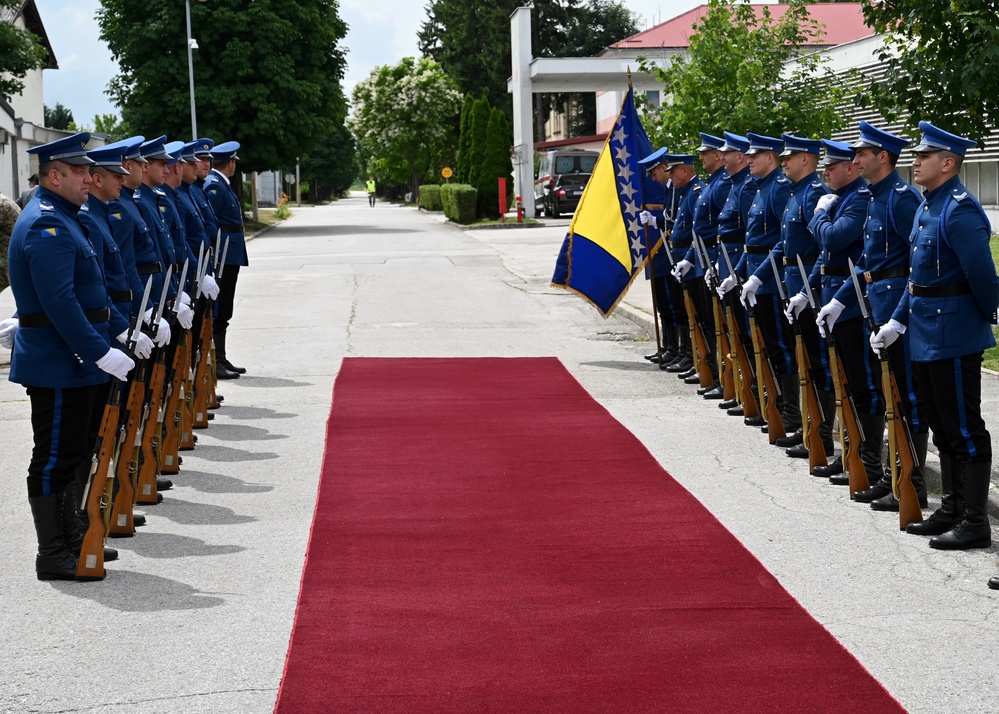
[534,148,598,217]
[545,172,590,218]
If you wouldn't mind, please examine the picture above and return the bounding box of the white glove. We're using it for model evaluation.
[116,329,153,360]
[154,319,171,347]
[639,210,654,226]
[180,291,192,307]
[703,263,717,287]
[672,259,693,282]
[96,347,135,381]
[176,300,194,330]
[815,194,839,213]
[717,275,737,299]
[0,317,18,349]
[201,274,220,300]
[870,318,905,356]
[816,299,846,337]
[784,293,809,324]
[740,275,762,308]
[144,308,154,324]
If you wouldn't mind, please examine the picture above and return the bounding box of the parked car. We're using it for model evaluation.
[534,148,598,217]
[545,172,590,218]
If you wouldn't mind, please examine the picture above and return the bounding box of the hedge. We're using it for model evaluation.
[419,184,442,211]
[440,183,477,224]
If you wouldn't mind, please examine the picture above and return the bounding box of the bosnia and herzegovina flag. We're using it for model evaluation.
[550,87,665,317]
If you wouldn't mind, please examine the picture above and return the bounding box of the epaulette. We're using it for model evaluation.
[858,186,871,194]
[776,176,789,184]
[154,188,166,197]
[952,190,969,202]
[894,183,909,193]
[38,200,54,212]
[810,181,824,188]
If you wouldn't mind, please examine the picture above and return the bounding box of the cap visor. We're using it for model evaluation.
[910,142,943,153]
[62,155,96,166]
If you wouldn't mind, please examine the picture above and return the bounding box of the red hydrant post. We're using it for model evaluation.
[516,195,524,223]
[498,177,507,223]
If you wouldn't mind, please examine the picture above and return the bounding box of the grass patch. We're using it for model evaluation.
[468,218,540,227]
[244,208,286,234]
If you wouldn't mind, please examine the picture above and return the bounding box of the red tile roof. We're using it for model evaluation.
[612,3,872,50]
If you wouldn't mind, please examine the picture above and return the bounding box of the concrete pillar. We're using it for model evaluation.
[510,7,535,219]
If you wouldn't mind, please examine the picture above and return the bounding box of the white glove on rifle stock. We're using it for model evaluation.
[740,275,762,308]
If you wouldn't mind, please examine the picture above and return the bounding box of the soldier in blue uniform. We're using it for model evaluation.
[802,140,872,480]
[177,141,221,301]
[6,134,135,580]
[825,123,926,508]
[871,122,999,559]
[162,141,200,280]
[733,133,795,434]
[189,138,220,242]
[715,132,760,415]
[203,141,247,379]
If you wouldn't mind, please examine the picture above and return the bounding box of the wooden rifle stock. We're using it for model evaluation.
[136,355,167,504]
[179,328,195,450]
[76,387,121,580]
[712,294,737,400]
[886,367,922,529]
[796,329,828,471]
[829,339,870,495]
[749,313,785,441]
[160,331,189,473]
[682,285,713,388]
[726,297,758,418]
[192,298,213,428]
[108,368,145,536]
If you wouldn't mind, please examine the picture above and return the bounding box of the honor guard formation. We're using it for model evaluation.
[637,121,999,590]
[0,132,248,581]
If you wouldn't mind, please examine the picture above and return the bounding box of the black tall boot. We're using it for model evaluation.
[63,479,118,561]
[666,329,693,373]
[908,449,960,535]
[774,374,802,447]
[929,460,992,550]
[852,413,890,503]
[215,331,240,380]
[871,430,930,511]
[29,493,78,581]
[790,389,836,460]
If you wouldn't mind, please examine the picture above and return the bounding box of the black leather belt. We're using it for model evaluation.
[670,239,692,249]
[218,224,243,232]
[909,282,971,297]
[820,265,850,276]
[744,245,770,254]
[718,236,745,245]
[864,266,908,283]
[700,239,717,248]
[110,290,132,303]
[137,262,162,276]
[784,256,816,267]
[20,308,110,328]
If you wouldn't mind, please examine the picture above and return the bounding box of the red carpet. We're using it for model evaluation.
[275,357,905,713]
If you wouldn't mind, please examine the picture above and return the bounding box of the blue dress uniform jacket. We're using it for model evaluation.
[649,183,677,277]
[7,187,125,388]
[161,185,198,279]
[892,176,999,361]
[79,196,133,325]
[806,175,868,320]
[716,167,758,280]
[736,168,791,295]
[180,182,215,271]
[133,185,177,298]
[766,172,827,295]
[189,180,219,241]
[111,186,161,316]
[666,178,703,264]
[833,171,920,324]
[686,167,733,277]
[203,170,248,266]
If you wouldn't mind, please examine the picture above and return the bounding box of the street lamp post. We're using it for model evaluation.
[185,0,197,140]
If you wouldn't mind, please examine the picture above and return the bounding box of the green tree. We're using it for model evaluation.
[465,97,490,189]
[44,102,74,130]
[639,0,845,152]
[0,0,48,100]
[477,107,514,219]
[349,57,462,199]
[861,0,997,142]
[97,0,348,172]
[300,123,357,200]
[93,113,130,141]
[456,94,475,183]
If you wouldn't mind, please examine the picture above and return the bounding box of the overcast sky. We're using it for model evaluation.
[34,0,702,126]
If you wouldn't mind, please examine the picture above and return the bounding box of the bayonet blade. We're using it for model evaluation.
[217,236,231,279]
[720,242,740,285]
[769,251,786,302]
[153,265,173,326]
[796,254,817,309]
[173,258,190,314]
[128,276,154,349]
[847,258,870,322]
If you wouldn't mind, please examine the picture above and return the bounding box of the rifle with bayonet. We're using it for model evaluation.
[180,247,208,448]
[207,236,229,408]
[849,259,921,528]
[664,227,712,387]
[694,231,736,400]
[77,288,147,578]
[192,244,214,428]
[774,253,827,470]
[107,276,154,537]
[136,265,174,504]
[718,245,762,422]
[160,259,191,473]
[803,258,870,494]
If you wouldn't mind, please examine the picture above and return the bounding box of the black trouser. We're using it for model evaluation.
[687,278,717,376]
[213,264,240,334]
[830,315,879,416]
[912,354,991,463]
[652,275,674,334]
[26,382,110,498]
[754,293,794,376]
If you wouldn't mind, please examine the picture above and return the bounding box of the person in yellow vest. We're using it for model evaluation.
[366,177,376,207]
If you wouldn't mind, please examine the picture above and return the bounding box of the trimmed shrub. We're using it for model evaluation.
[440,183,477,224]
[419,184,443,211]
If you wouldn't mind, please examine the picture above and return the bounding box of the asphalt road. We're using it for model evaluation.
[1,193,997,713]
